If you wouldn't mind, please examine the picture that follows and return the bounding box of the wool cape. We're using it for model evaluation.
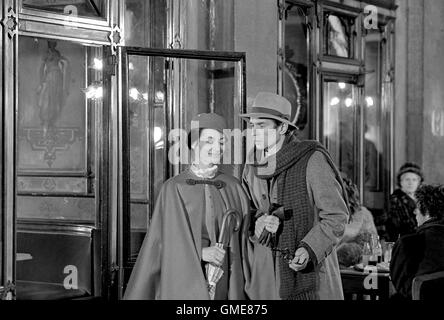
[124,170,251,300]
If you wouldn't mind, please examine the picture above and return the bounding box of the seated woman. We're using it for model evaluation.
[390,184,444,300]
[336,178,378,268]
[124,113,251,300]
[385,163,424,242]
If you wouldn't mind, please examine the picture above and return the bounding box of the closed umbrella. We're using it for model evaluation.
[206,208,242,300]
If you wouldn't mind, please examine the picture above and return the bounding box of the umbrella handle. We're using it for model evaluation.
[218,209,242,246]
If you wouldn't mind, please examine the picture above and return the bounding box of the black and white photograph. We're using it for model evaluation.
[1,0,444,312]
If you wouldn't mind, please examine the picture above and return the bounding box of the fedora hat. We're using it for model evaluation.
[239,92,299,129]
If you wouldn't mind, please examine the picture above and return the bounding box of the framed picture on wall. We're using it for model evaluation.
[319,5,362,65]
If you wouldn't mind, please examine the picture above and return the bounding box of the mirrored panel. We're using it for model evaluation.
[173,58,244,179]
[323,11,357,59]
[176,0,235,51]
[284,5,309,139]
[124,53,243,263]
[363,29,391,217]
[22,0,108,19]
[124,0,167,48]
[126,54,167,261]
[323,81,359,182]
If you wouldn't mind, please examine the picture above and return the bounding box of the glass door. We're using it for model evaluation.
[119,48,246,298]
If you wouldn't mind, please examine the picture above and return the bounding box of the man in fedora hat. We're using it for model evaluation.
[240,92,349,300]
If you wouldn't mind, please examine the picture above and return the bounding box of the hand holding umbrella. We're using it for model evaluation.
[206,208,242,300]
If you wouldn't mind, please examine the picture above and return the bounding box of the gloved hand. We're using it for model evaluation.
[256,205,284,247]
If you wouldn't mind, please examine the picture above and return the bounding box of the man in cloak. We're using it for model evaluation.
[124,113,251,300]
[240,92,349,300]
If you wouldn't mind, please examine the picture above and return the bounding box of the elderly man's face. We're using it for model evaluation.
[249,118,285,151]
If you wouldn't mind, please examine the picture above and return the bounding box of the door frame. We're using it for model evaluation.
[1,0,18,300]
[117,46,247,299]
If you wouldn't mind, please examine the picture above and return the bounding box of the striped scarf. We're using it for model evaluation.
[255,135,344,300]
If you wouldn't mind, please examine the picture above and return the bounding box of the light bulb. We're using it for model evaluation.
[84,83,103,100]
[330,97,340,106]
[93,58,103,70]
[155,91,165,103]
[154,127,163,143]
[129,88,140,101]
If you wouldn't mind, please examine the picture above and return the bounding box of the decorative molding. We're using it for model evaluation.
[20,127,82,168]
[108,24,122,55]
[278,0,289,20]
[170,33,182,49]
[1,7,18,39]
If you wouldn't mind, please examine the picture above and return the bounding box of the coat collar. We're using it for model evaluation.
[418,219,444,232]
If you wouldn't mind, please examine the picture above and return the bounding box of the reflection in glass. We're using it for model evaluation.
[124,0,167,48]
[323,81,358,182]
[363,29,390,213]
[324,13,356,58]
[179,0,234,51]
[127,55,167,260]
[23,0,107,19]
[284,6,309,139]
[124,0,235,51]
[126,54,243,261]
[176,59,241,175]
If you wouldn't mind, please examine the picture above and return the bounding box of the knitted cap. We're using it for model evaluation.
[397,162,424,186]
[190,113,228,133]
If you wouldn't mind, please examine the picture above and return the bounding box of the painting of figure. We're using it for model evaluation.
[18,37,90,172]
[37,41,71,134]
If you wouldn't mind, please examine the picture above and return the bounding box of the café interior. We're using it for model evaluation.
[1,0,444,300]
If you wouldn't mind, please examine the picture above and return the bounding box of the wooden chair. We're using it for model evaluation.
[412,271,444,300]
